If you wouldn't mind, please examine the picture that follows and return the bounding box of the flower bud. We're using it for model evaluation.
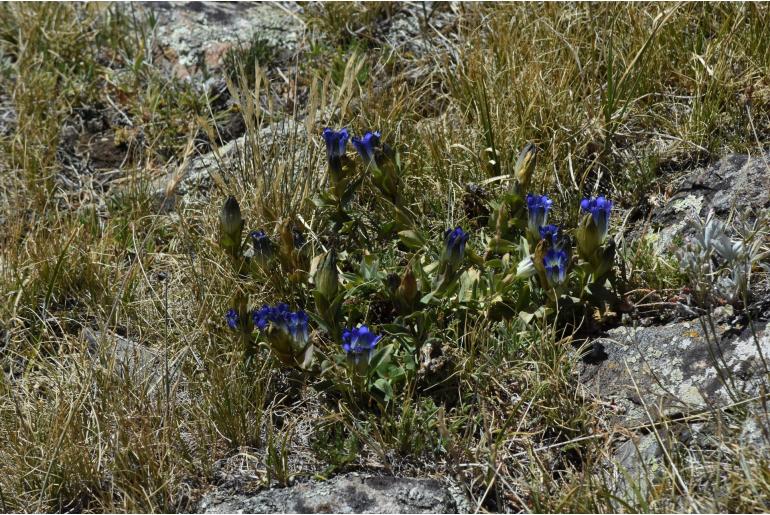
[314,250,339,302]
[515,255,537,279]
[514,143,536,192]
[395,266,418,314]
[219,196,244,256]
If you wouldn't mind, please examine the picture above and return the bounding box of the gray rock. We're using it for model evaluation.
[154,119,314,211]
[649,150,770,252]
[199,473,470,514]
[609,432,664,504]
[83,328,184,393]
[0,92,16,136]
[144,2,304,79]
[579,317,769,428]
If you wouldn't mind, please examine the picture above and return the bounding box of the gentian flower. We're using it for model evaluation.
[286,310,309,347]
[538,224,559,244]
[225,308,239,330]
[443,226,469,269]
[351,131,381,168]
[342,325,382,366]
[252,303,313,368]
[250,230,274,260]
[580,196,612,242]
[526,194,553,238]
[322,128,349,161]
[543,249,569,288]
[252,303,290,331]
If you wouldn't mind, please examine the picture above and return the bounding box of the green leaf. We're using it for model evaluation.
[373,378,394,401]
[368,344,393,373]
[398,229,426,250]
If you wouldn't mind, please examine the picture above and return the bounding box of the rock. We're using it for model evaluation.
[198,473,470,514]
[0,93,16,136]
[144,2,304,79]
[609,432,664,503]
[582,315,770,507]
[154,118,313,211]
[649,150,770,252]
[579,317,769,428]
[83,328,183,393]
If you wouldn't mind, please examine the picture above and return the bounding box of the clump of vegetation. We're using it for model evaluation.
[1,2,769,513]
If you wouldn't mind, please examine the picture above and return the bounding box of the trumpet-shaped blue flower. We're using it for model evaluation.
[538,224,559,243]
[526,194,553,236]
[285,310,309,346]
[580,196,612,242]
[252,303,312,367]
[351,131,381,167]
[226,308,239,330]
[322,127,349,161]
[443,226,469,268]
[543,249,569,287]
[250,230,273,256]
[252,303,290,331]
[342,325,381,356]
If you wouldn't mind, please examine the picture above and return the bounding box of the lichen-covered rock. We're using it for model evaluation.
[144,2,304,79]
[579,317,769,427]
[648,150,770,252]
[198,473,471,514]
[584,315,770,507]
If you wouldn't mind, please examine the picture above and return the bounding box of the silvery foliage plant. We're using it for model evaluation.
[678,209,768,306]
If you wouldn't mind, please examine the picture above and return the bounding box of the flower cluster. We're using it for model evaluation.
[252,304,309,345]
[522,193,615,290]
[323,127,399,202]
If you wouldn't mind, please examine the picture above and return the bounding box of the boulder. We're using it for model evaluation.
[144,2,304,79]
[648,150,770,253]
[580,314,770,506]
[579,316,769,428]
[198,473,470,514]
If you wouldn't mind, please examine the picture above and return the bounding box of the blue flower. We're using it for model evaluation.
[250,230,273,256]
[322,127,349,161]
[580,196,612,242]
[225,308,239,330]
[526,194,553,237]
[342,325,382,357]
[543,249,569,287]
[538,224,559,243]
[443,226,469,268]
[351,131,381,167]
[252,303,290,331]
[286,310,309,347]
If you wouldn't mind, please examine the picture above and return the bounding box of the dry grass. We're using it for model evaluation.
[1,2,769,513]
